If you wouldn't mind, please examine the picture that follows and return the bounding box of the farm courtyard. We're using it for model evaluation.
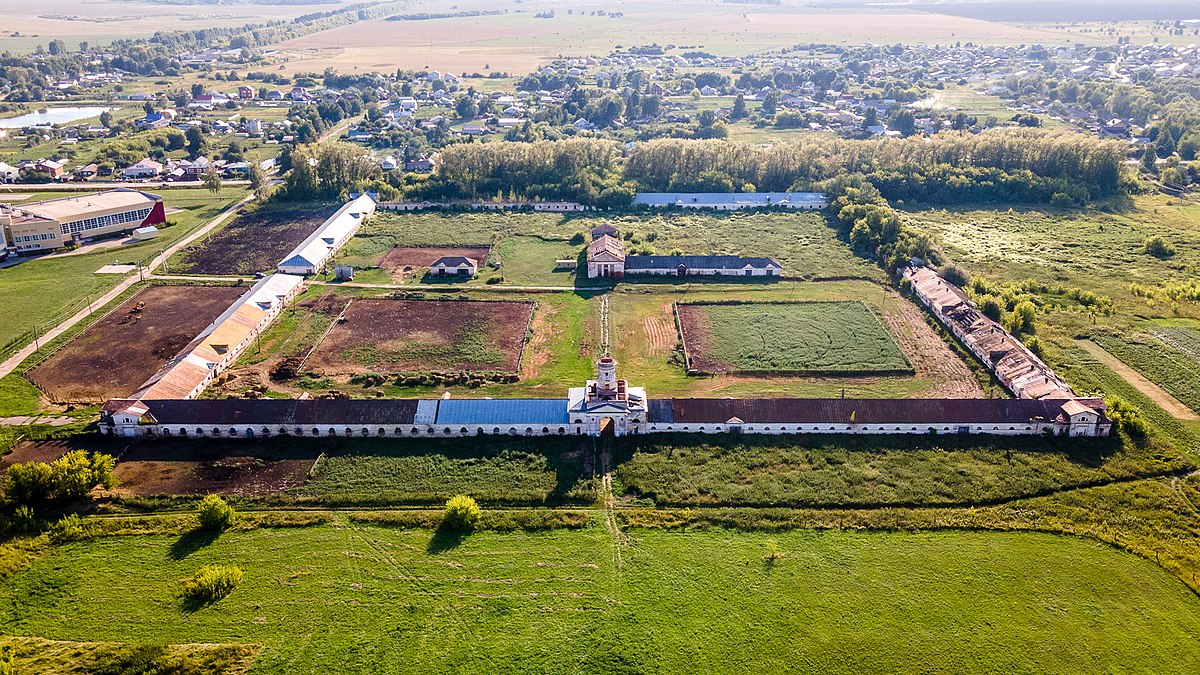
[306,299,534,376]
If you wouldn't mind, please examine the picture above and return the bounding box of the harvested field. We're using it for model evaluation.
[678,301,910,375]
[882,292,984,398]
[27,285,245,403]
[307,299,533,375]
[113,441,318,498]
[381,245,491,281]
[173,203,336,275]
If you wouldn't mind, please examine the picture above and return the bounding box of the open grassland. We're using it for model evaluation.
[0,187,245,361]
[338,209,881,287]
[276,0,1094,74]
[307,299,533,375]
[904,196,1200,307]
[0,0,344,53]
[2,526,1199,674]
[613,432,1189,508]
[1092,331,1200,416]
[0,635,258,675]
[678,300,910,375]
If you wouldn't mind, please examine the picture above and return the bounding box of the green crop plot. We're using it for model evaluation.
[678,301,910,374]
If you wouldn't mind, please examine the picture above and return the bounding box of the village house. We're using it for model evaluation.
[429,256,478,277]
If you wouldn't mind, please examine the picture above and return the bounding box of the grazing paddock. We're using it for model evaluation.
[173,203,337,275]
[678,301,910,375]
[26,285,245,403]
[380,245,491,281]
[306,299,533,375]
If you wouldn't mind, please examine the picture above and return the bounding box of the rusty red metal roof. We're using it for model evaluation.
[648,398,1107,426]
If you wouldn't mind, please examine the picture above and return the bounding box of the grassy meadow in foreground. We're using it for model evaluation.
[2,527,1198,674]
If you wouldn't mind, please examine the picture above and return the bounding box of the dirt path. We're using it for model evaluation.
[598,435,626,570]
[599,295,610,356]
[1077,340,1199,420]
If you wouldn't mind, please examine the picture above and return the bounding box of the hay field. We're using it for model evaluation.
[0,0,344,54]
[275,0,1091,75]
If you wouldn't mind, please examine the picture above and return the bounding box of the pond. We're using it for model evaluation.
[0,106,112,129]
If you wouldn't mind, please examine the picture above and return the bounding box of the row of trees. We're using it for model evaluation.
[624,129,1128,200]
[397,129,1124,206]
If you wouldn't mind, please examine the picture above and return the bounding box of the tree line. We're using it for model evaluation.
[393,129,1127,207]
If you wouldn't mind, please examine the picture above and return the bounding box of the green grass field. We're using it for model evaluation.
[293,435,596,506]
[613,432,1187,508]
[903,196,1200,307]
[679,300,910,374]
[2,526,1198,674]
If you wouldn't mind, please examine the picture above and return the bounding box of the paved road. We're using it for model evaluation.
[0,193,254,380]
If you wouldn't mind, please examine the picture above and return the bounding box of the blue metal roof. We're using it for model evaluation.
[434,399,569,425]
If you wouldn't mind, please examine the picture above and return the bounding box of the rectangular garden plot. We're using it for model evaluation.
[27,285,246,403]
[174,203,337,275]
[306,299,533,375]
[677,301,912,375]
[381,246,491,280]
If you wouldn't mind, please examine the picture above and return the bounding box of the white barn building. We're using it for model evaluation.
[277,194,376,275]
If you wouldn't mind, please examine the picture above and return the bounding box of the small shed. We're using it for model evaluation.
[131,226,159,241]
[430,256,478,277]
[334,265,354,281]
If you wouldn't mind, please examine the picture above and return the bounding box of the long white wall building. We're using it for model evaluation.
[277,194,376,275]
[102,359,1110,439]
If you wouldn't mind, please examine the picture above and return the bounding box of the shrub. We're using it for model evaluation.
[939,263,970,287]
[196,495,236,531]
[181,565,244,604]
[3,451,117,507]
[47,513,93,543]
[443,495,481,531]
[1143,236,1176,259]
[569,231,585,245]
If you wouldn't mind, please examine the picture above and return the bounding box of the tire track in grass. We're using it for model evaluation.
[340,515,499,670]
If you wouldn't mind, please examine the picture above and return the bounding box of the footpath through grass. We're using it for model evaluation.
[2,527,1199,674]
